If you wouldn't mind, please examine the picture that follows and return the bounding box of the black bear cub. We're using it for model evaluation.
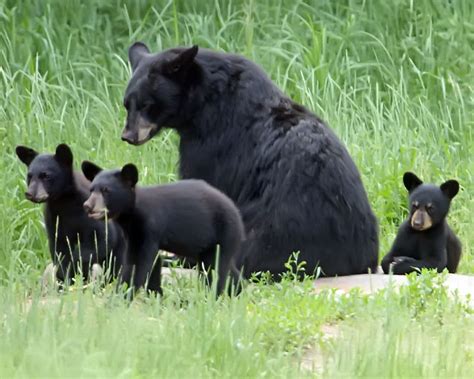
[81,161,245,295]
[16,144,126,283]
[381,172,462,275]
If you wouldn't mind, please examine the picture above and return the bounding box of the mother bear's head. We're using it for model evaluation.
[122,42,200,145]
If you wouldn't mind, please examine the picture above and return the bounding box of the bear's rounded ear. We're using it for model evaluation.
[440,180,459,200]
[128,42,150,72]
[121,164,139,187]
[161,45,199,76]
[16,145,38,166]
[55,144,73,167]
[403,172,423,192]
[82,161,103,182]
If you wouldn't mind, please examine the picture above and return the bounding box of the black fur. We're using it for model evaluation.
[121,43,379,278]
[16,144,126,282]
[381,172,462,274]
[82,161,245,295]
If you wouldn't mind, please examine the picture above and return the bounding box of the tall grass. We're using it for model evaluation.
[1,0,472,281]
[0,0,472,376]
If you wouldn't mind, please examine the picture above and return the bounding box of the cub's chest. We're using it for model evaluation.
[403,230,445,258]
[46,210,104,240]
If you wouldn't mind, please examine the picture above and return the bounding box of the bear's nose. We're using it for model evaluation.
[121,135,133,143]
[121,129,136,144]
[413,219,422,227]
[83,202,92,213]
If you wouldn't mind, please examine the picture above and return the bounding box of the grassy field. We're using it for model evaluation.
[0,0,473,377]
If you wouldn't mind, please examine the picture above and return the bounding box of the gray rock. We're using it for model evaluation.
[314,272,474,305]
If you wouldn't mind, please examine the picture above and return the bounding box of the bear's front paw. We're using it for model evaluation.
[393,256,416,264]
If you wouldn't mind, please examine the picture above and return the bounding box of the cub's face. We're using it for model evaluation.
[121,42,199,145]
[16,144,74,203]
[408,186,448,231]
[82,162,138,220]
[403,172,459,231]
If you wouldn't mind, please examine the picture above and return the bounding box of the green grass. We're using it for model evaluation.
[1,270,473,377]
[0,0,473,377]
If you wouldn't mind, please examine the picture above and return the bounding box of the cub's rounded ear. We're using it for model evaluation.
[161,45,199,76]
[82,161,103,182]
[55,144,73,167]
[128,42,150,72]
[121,164,139,187]
[403,172,423,192]
[16,145,38,166]
[440,180,459,200]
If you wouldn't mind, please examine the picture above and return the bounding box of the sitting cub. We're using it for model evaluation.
[381,172,462,274]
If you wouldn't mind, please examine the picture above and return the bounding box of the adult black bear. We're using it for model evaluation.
[381,172,462,274]
[16,144,126,283]
[121,43,379,278]
[82,161,244,295]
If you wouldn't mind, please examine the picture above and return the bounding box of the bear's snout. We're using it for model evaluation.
[25,181,49,203]
[411,209,433,231]
[83,193,107,220]
[83,200,93,214]
[121,129,136,144]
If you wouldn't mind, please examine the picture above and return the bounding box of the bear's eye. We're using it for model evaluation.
[39,172,50,180]
[426,204,434,214]
[135,102,147,112]
[136,101,154,113]
[27,173,32,183]
[412,202,419,209]
[101,187,109,194]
